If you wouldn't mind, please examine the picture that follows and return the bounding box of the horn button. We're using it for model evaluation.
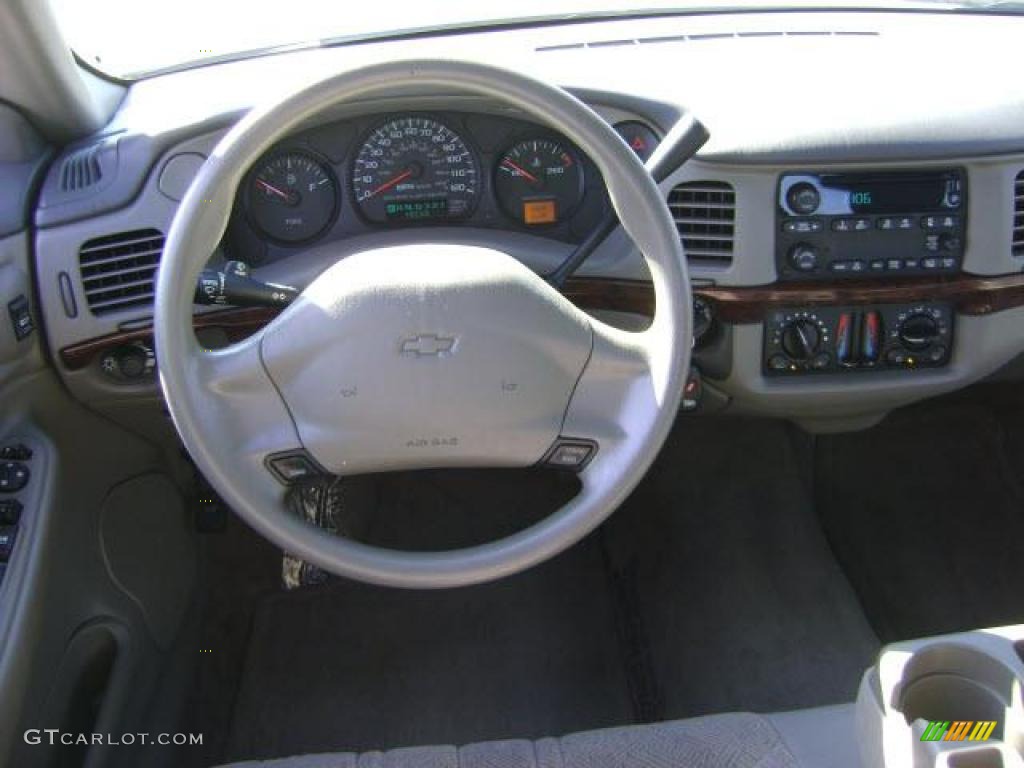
[260,245,593,475]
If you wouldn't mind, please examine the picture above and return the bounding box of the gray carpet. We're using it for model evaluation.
[224,541,634,762]
[603,417,881,719]
[817,390,1024,643]
[223,470,631,763]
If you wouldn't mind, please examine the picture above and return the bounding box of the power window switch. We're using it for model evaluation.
[0,526,17,561]
[0,444,32,461]
[0,462,29,493]
[0,499,22,525]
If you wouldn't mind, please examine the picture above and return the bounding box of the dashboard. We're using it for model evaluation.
[24,8,1024,437]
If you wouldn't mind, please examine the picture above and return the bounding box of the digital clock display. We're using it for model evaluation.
[385,198,449,222]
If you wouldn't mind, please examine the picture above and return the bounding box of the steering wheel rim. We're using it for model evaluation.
[156,59,691,589]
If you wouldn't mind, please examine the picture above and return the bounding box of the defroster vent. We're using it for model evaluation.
[78,229,164,315]
[668,181,735,264]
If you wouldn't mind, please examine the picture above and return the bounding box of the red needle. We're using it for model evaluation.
[367,168,414,198]
[501,158,541,185]
[256,178,291,200]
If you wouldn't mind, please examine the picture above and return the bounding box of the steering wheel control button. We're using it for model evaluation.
[0,462,29,493]
[543,439,597,471]
[0,500,23,525]
[266,452,323,485]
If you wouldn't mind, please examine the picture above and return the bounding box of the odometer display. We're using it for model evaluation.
[352,117,479,224]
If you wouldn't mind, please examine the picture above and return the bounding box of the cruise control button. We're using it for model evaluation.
[544,439,597,470]
[266,452,321,484]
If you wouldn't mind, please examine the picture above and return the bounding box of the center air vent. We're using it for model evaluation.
[1013,171,1024,258]
[78,229,164,315]
[668,181,735,264]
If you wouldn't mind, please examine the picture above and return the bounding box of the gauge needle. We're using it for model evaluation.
[256,178,291,200]
[501,158,541,185]
[367,168,414,198]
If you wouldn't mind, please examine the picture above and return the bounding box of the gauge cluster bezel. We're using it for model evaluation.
[227,110,646,265]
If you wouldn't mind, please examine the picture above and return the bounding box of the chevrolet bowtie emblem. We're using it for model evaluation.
[400,333,457,357]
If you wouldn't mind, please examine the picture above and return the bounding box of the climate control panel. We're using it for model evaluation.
[763,303,953,375]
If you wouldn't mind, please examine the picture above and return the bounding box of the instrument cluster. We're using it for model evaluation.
[228,111,658,264]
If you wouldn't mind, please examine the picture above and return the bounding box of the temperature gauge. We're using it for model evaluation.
[494,139,584,225]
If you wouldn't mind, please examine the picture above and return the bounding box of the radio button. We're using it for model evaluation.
[787,182,821,215]
[783,218,822,233]
[788,243,820,272]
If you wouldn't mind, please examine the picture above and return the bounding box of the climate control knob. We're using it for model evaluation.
[898,313,940,351]
[788,243,819,272]
[781,319,822,361]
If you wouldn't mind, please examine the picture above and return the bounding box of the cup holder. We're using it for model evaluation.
[894,643,1018,743]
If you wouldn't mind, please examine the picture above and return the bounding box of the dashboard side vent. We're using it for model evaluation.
[1014,170,1024,258]
[668,181,735,264]
[78,229,164,315]
[60,145,103,192]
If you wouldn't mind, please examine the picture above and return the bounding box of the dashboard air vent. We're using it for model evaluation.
[668,181,735,264]
[78,229,164,315]
[60,145,103,192]
[1014,171,1024,258]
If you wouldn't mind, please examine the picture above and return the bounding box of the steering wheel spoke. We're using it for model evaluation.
[561,319,666,483]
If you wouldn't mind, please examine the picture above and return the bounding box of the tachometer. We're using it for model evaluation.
[495,139,584,225]
[245,151,339,244]
[352,117,480,224]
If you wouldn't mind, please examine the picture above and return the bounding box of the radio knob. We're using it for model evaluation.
[788,243,820,272]
[787,182,821,215]
[898,313,940,351]
[781,319,822,361]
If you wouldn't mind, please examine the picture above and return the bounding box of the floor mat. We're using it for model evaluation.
[223,472,633,762]
[604,416,880,719]
[817,393,1024,643]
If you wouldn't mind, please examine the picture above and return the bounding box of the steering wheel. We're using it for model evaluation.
[155,60,691,589]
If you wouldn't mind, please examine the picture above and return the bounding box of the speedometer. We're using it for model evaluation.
[351,117,479,224]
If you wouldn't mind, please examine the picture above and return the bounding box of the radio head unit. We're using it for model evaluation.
[776,169,965,280]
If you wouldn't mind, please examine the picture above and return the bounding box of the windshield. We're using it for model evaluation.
[53,0,973,79]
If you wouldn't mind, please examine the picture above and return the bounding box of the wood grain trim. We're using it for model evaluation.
[59,272,1024,371]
